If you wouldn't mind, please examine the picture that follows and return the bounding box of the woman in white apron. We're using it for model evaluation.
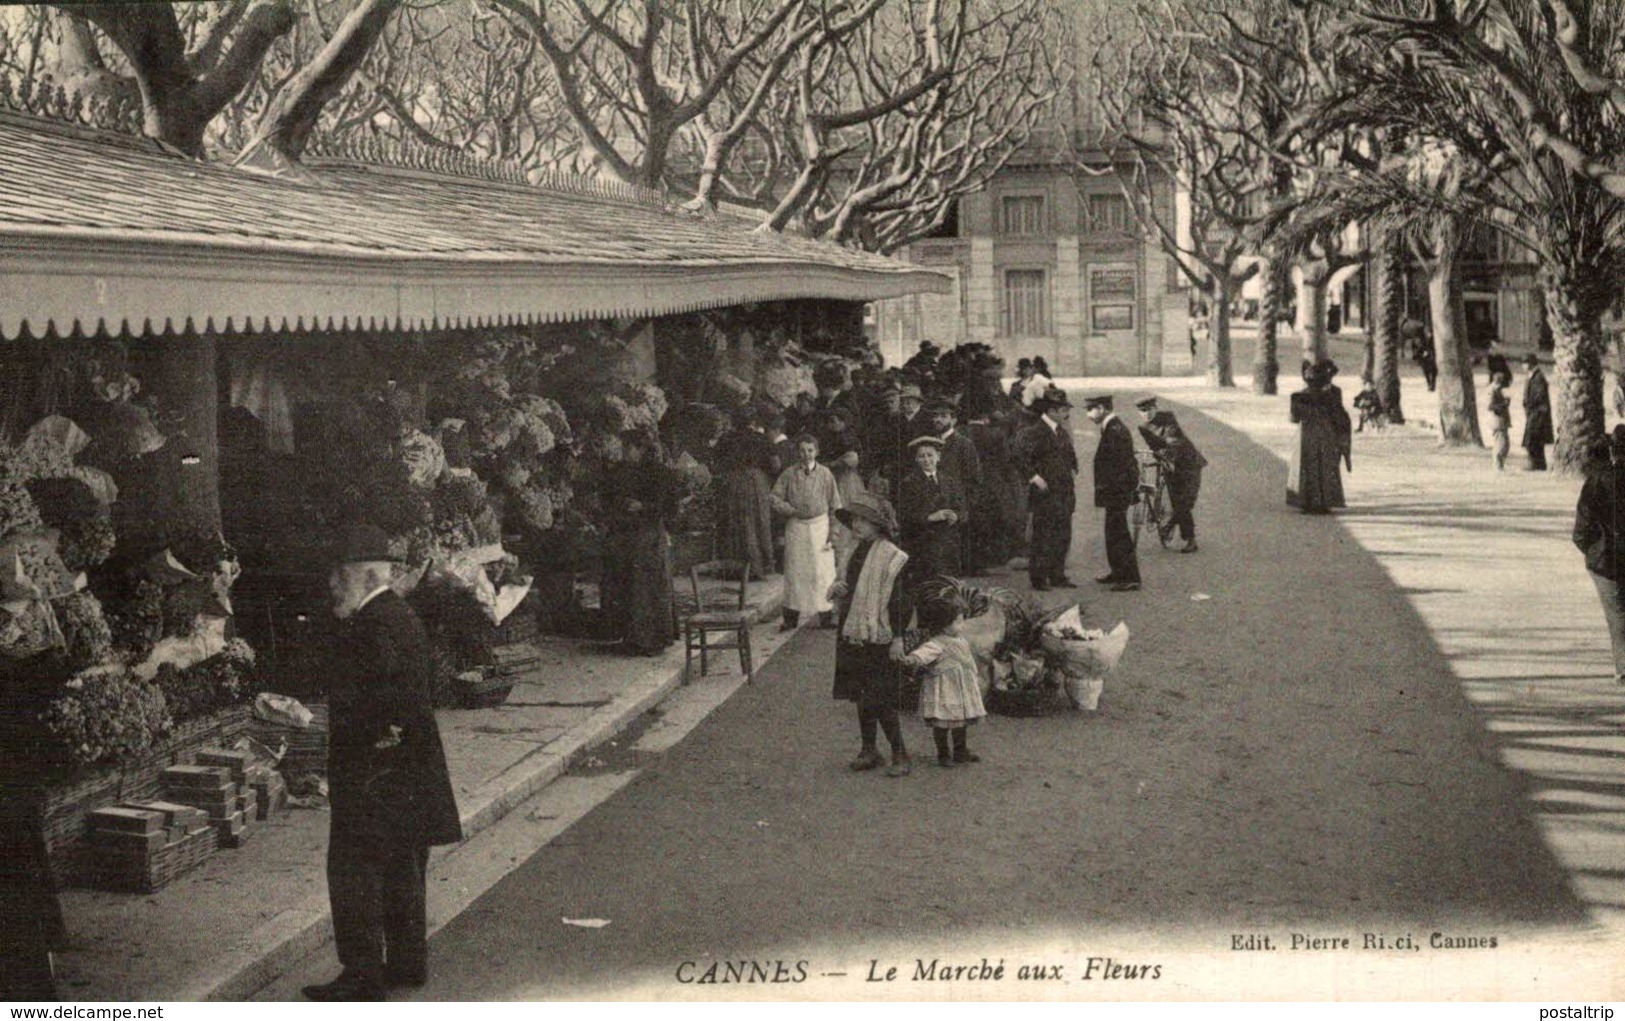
[770,433,842,631]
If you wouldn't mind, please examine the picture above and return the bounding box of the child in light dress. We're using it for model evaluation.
[1488,371,1512,470]
[901,597,987,766]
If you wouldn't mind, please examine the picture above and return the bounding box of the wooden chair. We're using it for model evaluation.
[680,559,756,684]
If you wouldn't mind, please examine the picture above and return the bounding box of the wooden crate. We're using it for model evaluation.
[26,703,253,888]
[86,824,219,894]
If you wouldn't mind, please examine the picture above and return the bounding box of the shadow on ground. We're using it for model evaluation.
[395,404,1595,1000]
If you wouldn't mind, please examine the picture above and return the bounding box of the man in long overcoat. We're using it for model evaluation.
[1084,394,1141,591]
[1013,386,1078,590]
[1523,353,1553,471]
[1134,396,1208,553]
[305,524,463,1002]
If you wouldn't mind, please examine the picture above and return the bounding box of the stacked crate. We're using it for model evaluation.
[85,803,217,893]
[159,764,251,848]
[244,763,288,820]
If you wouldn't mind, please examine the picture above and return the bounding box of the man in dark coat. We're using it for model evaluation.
[1574,424,1625,684]
[305,524,463,1002]
[1135,396,1208,553]
[1084,394,1141,591]
[924,398,988,572]
[896,434,967,583]
[1013,386,1079,591]
[1523,353,1553,471]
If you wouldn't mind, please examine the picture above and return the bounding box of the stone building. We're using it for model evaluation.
[872,134,1187,377]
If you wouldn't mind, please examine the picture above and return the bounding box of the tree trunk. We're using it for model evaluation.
[236,0,400,166]
[1209,277,1235,388]
[116,331,221,560]
[1428,221,1482,446]
[1252,253,1283,395]
[1542,266,1607,473]
[1372,228,1405,424]
[1297,268,1329,366]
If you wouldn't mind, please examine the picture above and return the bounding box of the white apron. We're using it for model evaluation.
[783,513,836,614]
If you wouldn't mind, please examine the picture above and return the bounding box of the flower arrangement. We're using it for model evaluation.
[601,382,668,435]
[153,638,255,724]
[40,666,171,768]
[58,590,113,673]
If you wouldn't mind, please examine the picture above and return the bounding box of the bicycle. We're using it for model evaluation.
[1129,450,1174,548]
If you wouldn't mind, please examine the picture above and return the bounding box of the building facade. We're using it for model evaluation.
[872,147,1188,377]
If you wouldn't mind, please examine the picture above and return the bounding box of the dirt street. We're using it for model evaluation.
[300,403,1599,1001]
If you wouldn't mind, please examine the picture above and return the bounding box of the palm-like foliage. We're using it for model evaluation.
[1333,0,1625,469]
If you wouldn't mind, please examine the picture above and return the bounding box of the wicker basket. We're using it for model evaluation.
[246,701,327,775]
[984,683,1069,718]
[87,824,220,894]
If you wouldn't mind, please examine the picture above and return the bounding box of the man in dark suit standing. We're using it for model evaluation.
[1134,396,1208,553]
[1013,386,1078,591]
[304,524,463,1002]
[1523,353,1553,471]
[1084,394,1141,591]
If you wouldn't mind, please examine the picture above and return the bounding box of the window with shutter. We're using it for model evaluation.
[1001,269,1049,337]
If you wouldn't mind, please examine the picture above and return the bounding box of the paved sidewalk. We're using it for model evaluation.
[50,576,787,1002]
[1078,363,1625,937]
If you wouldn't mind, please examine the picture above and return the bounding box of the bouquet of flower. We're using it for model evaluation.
[1038,607,1130,711]
[41,665,171,768]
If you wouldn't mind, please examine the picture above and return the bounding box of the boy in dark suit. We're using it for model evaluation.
[304,524,463,1002]
[1013,386,1079,590]
[1084,394,1141,591]
[896,434,967,582]
[1134,396,1208,553]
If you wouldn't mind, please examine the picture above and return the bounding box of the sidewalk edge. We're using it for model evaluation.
[192,589,783,1002]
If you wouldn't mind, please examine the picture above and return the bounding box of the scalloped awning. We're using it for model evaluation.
[0,112,949,341]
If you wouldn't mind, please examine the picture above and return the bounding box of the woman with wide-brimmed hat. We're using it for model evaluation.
[1287,359,1352,513]
[828,492,914,776]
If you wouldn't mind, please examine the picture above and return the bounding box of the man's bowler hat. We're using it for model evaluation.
[333,523,402,565]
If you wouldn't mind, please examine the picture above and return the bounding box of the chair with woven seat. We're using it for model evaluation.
[681,559,756,684]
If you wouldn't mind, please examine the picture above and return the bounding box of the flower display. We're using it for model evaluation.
[58,590,113,673]
[154,638,255,723]
[41,666,171,768]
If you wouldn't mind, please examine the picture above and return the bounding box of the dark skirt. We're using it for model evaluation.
[601,523,676,652]
[832,639,903,710]
[715,467,776,578]
[1288,421,1346,511]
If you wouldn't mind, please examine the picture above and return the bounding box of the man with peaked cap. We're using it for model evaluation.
[1083,394,1142,591]
[1134,396,1208,553]
[305,523,462,1002]
[1013,386,1079,590]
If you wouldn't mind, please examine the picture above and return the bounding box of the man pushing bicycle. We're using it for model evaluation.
[1134,396,1207,554]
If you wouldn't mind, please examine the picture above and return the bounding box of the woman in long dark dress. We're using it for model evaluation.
[599,431,681,654]
[963,409,1016,571]
[1287,360,1353,513]
[713,410,779,579]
